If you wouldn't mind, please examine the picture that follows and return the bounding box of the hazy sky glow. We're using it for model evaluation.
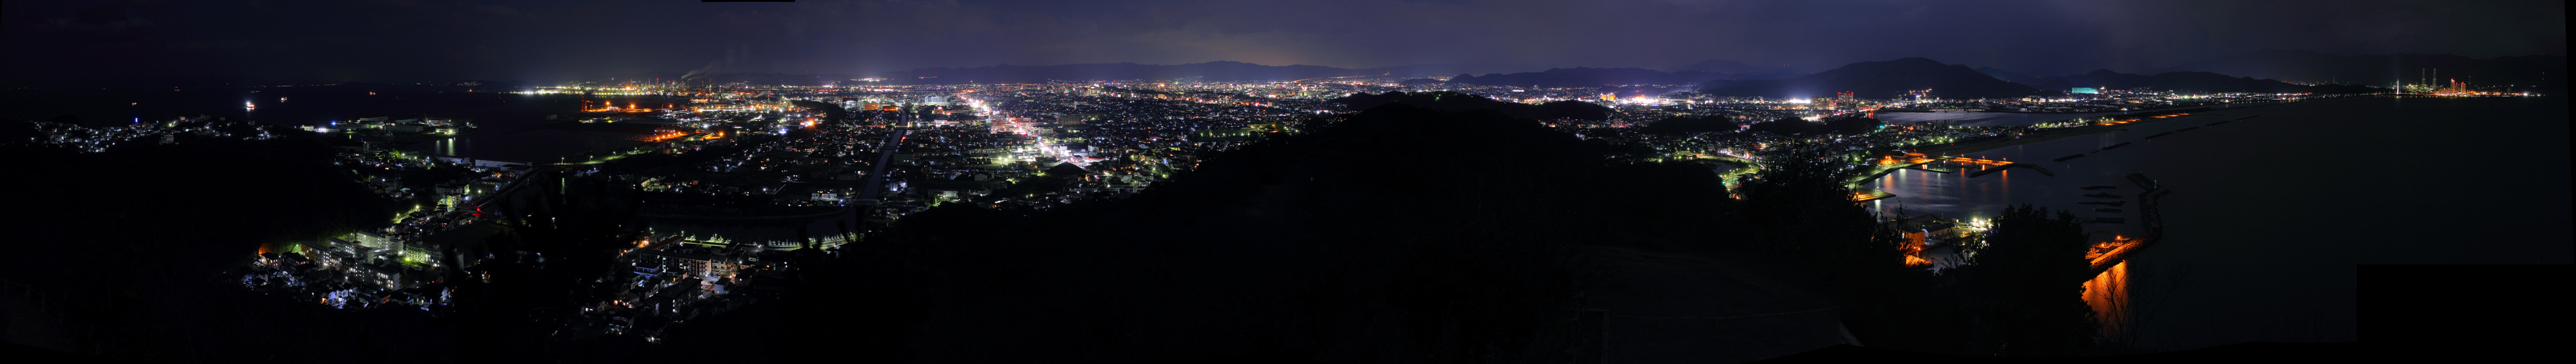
[3,0,2562,85]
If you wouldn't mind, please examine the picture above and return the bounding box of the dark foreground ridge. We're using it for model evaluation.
[761,95,1867,363]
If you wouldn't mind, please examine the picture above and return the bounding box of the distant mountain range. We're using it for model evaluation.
[1667,59,1801,75]
[619,50,2555,96]
[1695,57,2039,100]
[2148,49,2567,92]
[1973,67,2048,86]
[1444,67,1799,88]
[865,61,1483,85]
[862,61,1804,87]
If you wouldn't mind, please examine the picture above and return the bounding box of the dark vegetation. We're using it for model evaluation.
[1731,147,1944,353]
[1951,205,2102,356]
[1635,115,1739,135]
[1740,116,1881,135]
[753,94,2099,362]
[1824,117,1885,135]
[0,123,412,362]
[442,168,666,363]
[778,100,1687,363]
[1729,149,2103,357]
[0,88,2109,361]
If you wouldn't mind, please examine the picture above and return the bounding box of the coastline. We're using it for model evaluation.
[1909,97,2344,156]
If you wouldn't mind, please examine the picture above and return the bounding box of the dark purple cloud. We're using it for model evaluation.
[2,0,2561,85]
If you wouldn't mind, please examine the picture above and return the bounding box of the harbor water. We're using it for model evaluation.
[1865,95,2571,350]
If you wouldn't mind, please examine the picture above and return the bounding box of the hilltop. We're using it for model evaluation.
[1975,67,2049,86]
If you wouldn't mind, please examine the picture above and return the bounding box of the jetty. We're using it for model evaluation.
[2082,173,2169,278]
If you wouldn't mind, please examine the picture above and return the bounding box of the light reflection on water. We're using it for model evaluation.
[1876,111,2135,127]
[1862,109,2268,346]
[2086,261,2132,340]
[1846,97,2566,349]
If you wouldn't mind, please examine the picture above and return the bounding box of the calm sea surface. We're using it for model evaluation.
[1874,110,2134,126]
[1866,96,2571,349]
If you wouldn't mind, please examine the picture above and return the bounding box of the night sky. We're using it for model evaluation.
[3,0,2562,86]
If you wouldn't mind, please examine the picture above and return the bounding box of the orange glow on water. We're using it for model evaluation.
[1903,255,1932,266]
[1899,232,1933,266]
[2083,261,2132,340]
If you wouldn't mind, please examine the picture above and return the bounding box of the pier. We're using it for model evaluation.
[1852,152,2020,187]
[2082,173,2168,278]
[1961,162,2053,179]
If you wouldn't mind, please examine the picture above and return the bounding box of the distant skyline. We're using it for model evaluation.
[3,0,2563,86]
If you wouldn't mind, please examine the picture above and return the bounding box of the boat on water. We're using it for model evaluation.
[2083,193,2121,199]
[2081,185,2117,190]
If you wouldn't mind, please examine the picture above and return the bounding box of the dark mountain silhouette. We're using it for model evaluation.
[2150,49,2567,92]
[776,96,1899,362]
[1671,59,1792,74]
[1696,57,2040,99]
[1974,67,2048,86]
[1447,67,1798,88]
[869,61,1483,84]
[2035,69,2383,94]
[2037,69,2157,91]
[1045,162,1089,176]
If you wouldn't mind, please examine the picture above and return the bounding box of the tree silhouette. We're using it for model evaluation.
[1732,146,1944,352]
[1956,204,2099,356]
[1637,115,1739,135]
[445,169,647,361]
[1533,100,1613,121]
[1825,117,1884,135]
[1745,117,1829,135]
